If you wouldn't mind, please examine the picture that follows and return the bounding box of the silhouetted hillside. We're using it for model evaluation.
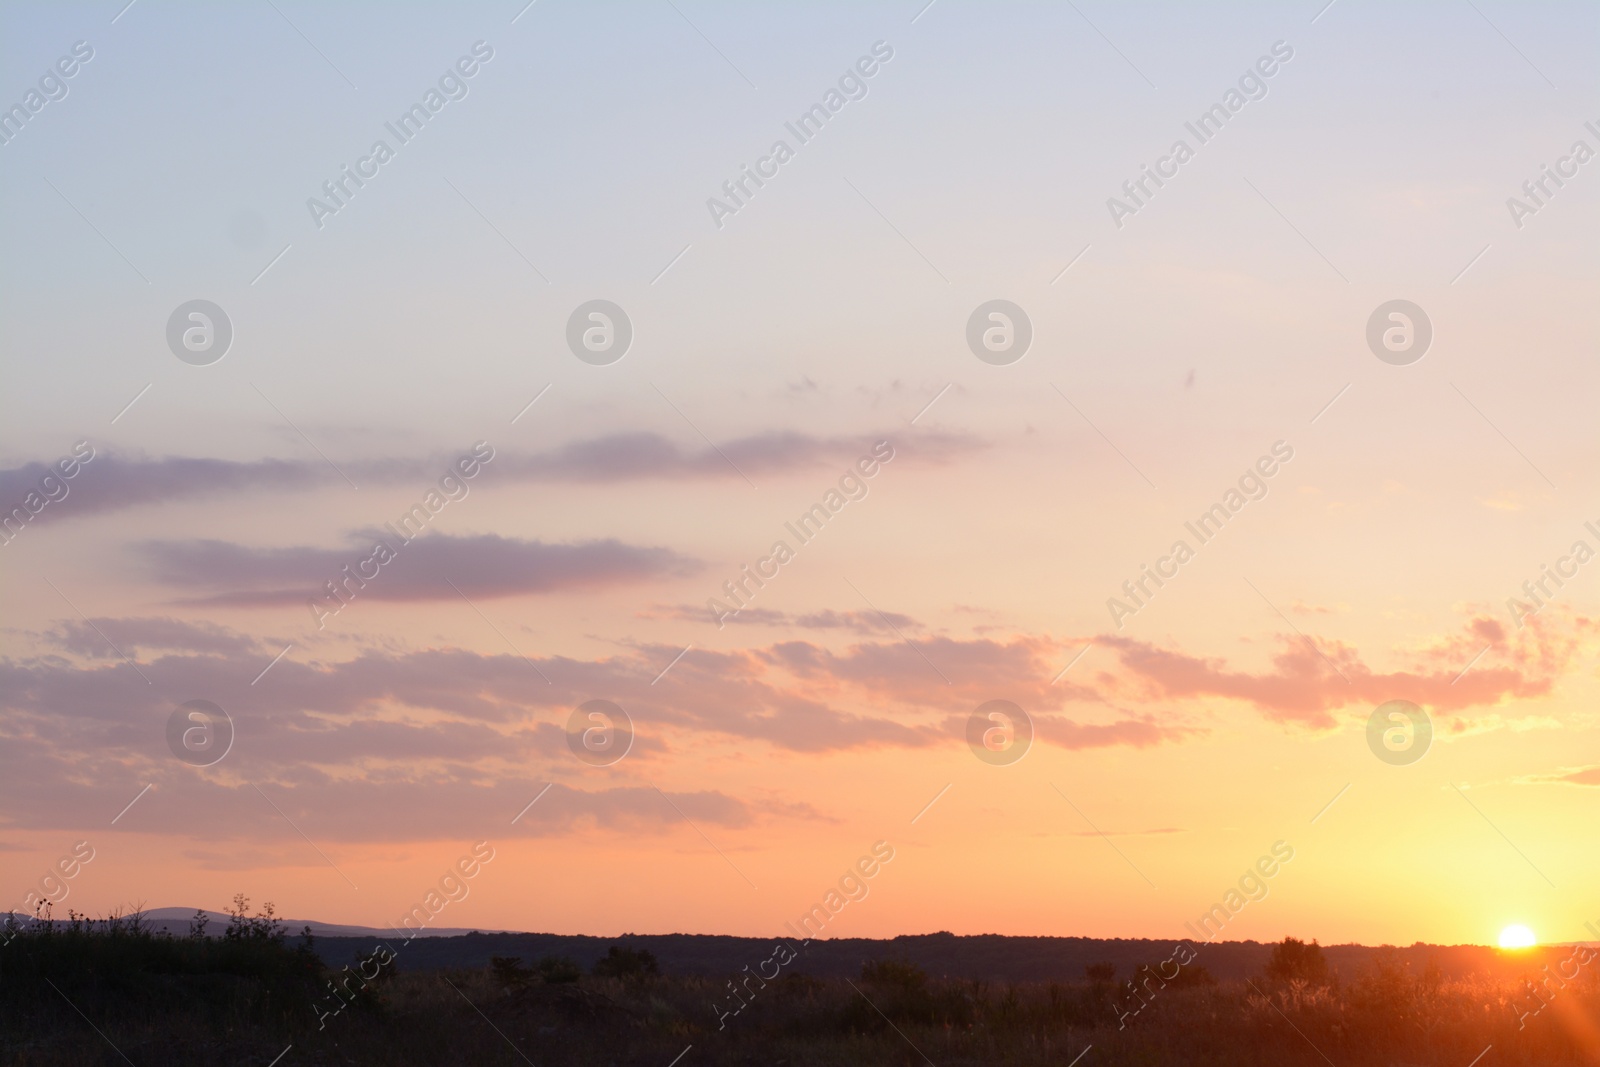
[309,928,1538,983]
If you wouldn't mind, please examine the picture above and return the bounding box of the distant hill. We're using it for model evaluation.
[13,909,1547,983]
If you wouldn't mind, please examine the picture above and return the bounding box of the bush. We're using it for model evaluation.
[223,894,283,942]
[859,958,927,992]
[537,955,582,984]
[1166,963,1217,989]
[847,959,973,1030]
[593,945,658,980]
[0,899,324,1025]
[1265,937,1331,986]
[775,972,825,998]
[490,955,533,988]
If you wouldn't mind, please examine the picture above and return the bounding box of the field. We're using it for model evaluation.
[2,909,1597,1066]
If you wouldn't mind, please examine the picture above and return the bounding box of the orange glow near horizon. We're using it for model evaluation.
[2,1,1598,953]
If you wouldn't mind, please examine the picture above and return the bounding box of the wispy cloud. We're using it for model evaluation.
[135,532,700,605]
[1098,611,1590,728]
[47,616,264,658]
[5,610,1582,845]
[0,430,982,526]
[643,604,921,634]
[1517,765,1600,788]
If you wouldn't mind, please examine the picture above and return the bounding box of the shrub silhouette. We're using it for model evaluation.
[537,955,582,984]
[1,899,323,1025]
[1085,961,1116,983]
[1265,937,1331,986]
[223,893,283,941]
[859,958,928,992]
[592,945,658,979]
[1167,963,1216,989]
[848,959,974,1030]
[490,955,533,988]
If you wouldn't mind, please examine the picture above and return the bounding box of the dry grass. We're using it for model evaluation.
[3,922,1596,1066]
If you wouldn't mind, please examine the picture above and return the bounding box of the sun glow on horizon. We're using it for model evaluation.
[1498,924,1537,949]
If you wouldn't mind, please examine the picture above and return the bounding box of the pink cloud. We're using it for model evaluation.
[6,607,1580,845]
[1523,766,1600,787]
[1097,611,1589,728]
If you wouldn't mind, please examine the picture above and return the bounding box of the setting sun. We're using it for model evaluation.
[4,1,1600,1065]
[1499,925,1538,950]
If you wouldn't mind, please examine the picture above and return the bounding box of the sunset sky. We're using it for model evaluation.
[2,0,1595,951]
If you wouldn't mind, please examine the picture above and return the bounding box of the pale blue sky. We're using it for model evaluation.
[3,0,1593,458]
[2,1,1596,942]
